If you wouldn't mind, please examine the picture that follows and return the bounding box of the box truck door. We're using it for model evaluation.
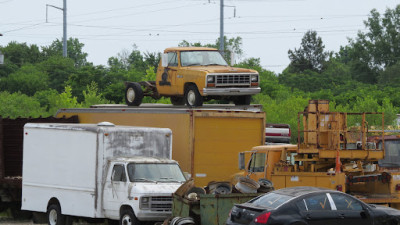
[103,164,129,219]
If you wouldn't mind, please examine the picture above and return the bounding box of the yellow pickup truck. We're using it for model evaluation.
[124,47,261,107]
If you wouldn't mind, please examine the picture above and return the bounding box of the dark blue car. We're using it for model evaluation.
[227,186,400,225]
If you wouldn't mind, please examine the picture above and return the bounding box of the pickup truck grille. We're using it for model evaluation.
[215,74,251,86]
[149,196,173,212]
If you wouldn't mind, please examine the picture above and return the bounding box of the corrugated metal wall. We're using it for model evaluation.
[0,116,79,179]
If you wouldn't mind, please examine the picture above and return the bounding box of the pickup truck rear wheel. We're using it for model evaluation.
[125,82,143,106]
[47,204,66,225]
[170,96,185,106]
[185,85,203,107]
[233,95,251,105]
[120,209,139,225]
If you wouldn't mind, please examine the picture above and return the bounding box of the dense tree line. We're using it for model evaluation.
[0,5,399,142]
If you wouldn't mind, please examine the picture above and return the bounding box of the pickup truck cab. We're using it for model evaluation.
[125,47,261,107]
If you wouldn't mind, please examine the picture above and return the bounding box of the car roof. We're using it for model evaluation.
[273,186,336,197]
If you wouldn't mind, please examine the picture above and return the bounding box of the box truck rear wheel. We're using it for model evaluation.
[125,82,144,106]
[120,209,139,225]
[47,204,66,225]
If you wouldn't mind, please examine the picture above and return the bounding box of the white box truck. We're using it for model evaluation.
[21,122,186,225]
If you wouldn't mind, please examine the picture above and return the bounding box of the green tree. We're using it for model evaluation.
[47,86,80,115]
[42,38,88,67]
[287,30,329,73]
[81,82,111,107]
[0,91,46,118]
[0,64,49,95]
[38,56,76,92]
[0,42,43,78]
[338,5,400,83]
[379,61,400,86]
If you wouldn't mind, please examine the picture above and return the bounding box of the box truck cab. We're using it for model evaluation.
[21,123,186,225]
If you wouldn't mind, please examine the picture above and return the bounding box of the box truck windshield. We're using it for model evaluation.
[128,163,186,183]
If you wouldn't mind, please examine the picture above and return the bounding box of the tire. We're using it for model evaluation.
[184,85,203,107]
[170,96,185,106]
[233,95,251,105]
[120,209,140,225]
[47,204,65,225]
[125,82,144,106]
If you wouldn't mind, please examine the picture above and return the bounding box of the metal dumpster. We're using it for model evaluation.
[172,192,262,225]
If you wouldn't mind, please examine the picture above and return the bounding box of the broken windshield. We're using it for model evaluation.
[180,51,228,67]
[127,163,186,183]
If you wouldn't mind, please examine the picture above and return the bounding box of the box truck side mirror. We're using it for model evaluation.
[238,153,245,170]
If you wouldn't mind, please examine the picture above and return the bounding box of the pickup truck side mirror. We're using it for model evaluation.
[162,53,169,67]
[239,153,245,170]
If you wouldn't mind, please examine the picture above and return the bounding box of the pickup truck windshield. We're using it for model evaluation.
[180,51,228,67]
[127,163,186,183]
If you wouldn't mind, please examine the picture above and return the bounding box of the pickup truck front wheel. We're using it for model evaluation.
[120,209,139,225]
[185,85,203,107]
[125,83,144,106]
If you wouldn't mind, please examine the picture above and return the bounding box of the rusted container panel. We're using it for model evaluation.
[0,116,79,179]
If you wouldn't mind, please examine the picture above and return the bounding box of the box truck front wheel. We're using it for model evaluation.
[47,204,66,225]
[120,209,140,225]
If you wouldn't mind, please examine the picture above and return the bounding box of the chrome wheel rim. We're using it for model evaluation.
[49,209,57,225]
[121,214,132,225]
[187,90,196,106]
[127,88,135,103]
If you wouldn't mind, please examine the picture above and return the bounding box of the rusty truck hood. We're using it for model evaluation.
[182,66,258,74]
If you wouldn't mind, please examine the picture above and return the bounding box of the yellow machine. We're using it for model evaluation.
[239,100,400,208]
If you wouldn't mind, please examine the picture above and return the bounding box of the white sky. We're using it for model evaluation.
[0,0,398,73]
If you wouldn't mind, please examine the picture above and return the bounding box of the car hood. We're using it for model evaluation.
[182,66,258,74]
[129,182,182,194]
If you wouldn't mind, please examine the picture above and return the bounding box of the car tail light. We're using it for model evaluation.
[336,185,343,191]
[395,184,400,191]
[254,212,271,224]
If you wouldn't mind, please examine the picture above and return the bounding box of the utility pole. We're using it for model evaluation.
[46,0,67,57]
[62,0,67,58]
[219,0,224,56]
[0,33,4,65]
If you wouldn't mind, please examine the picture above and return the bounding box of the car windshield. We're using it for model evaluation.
[250,192,293,209]
[127,163,186,183]
[180,51,228,66]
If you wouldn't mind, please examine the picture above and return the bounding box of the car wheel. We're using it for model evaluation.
[47,204,66,225]
[233,95,251,105]
[170,96,185,106]
[185,85,203,107]
[120,209,139,225]
[125,82,144,106]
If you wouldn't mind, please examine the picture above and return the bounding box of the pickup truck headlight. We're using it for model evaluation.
[251,75,259,82]
[140,197,150,209]
[207,75,215,83]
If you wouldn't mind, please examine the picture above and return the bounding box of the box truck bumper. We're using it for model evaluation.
[202,87,261,96]
[136,211,172,221]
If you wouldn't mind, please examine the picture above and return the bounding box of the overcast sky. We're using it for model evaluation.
[0,0,398,73]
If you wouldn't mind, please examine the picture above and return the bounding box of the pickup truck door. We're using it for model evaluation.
[103,163,129,219]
